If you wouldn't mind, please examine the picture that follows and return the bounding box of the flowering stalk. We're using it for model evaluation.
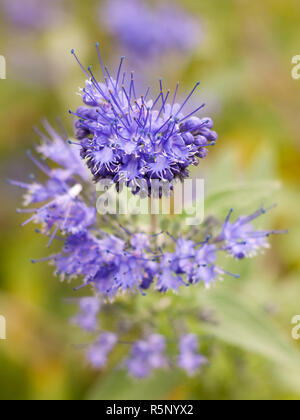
[10,45,287,378]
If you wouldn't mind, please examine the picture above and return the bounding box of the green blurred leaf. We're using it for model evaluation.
[87,369,183,401]
[194,286,300,390]
[205,180,281,218]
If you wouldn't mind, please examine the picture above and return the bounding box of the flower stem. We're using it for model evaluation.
[151,213,158,235]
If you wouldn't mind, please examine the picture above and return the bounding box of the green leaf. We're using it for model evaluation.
[193,286,300,389]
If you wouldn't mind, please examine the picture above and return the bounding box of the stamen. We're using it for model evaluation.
[95,42,108,85]
[31,254,60,264]
[156,90,170,122]
[116,56,125,90]
[166,231,177,242]
[175,82,200,117]
[129,72,137,101]
[71,49,89,78]
[225,208,234,225]
[48,224,60,248]
[26,150,51,176]
[7,179,32,189]
[88,66,109,101]
[171,82,179,113]
[179,103,206,123]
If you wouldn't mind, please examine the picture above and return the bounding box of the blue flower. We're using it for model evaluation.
[72,297,101,332]
[126,334,168,378]
[35,120,89,182]
[219,207,287,259]
[156,253,186,293]
[1,0,64,31]
[87,332,118,369]
[99,0,202,60]
[70,45,217,195]
[178,334,207,376]
[9,128,96,247]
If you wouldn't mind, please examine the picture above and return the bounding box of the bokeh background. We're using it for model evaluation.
[1,0,300,400]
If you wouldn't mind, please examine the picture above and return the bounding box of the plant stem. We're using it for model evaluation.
[151,213,157,235]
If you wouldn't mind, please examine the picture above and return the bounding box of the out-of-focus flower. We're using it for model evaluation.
[71,46,217,195]
[100,0,202,60]
[87,332,118,368]
[126,334,168,378]
[219,207,288,259]
[178,334,207,376]
[8,122,95,247]
[1,0,65,31]
[36,121,89,182]
[72,297,101,332]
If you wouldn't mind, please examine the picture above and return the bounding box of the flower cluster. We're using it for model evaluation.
[11,119,285,376]
[100,0,201,60]
[8,121,95,247]
[71,46,217,195]
[83,329,206,378]
[47,206,284,298]
[11,48,286,378]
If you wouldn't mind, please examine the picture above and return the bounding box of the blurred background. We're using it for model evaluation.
[0,0,300,400]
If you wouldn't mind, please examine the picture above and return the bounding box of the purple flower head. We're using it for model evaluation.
[72,297,101,332]
[220,206,287,259]
[11,178,95,244]
[130,233,150,254]
[87,332,118,369]
[178,334,207,376]
[156,253,186,293]
[126,334,168,378]
[189,243,220,288]
[51,228,158,299]
[174,237,195,274]
[9,123,96,247]
[70,45,217,196]
[100,0,202,60]
[1,0,64,31]
[35,120,89,182]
